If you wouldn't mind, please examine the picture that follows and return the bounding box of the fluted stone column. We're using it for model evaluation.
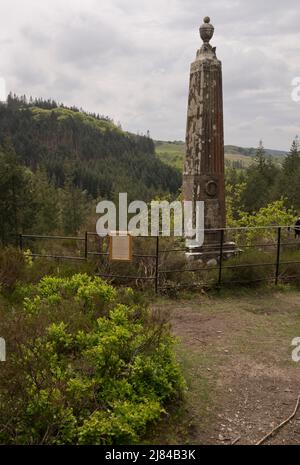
[183,17,225,251]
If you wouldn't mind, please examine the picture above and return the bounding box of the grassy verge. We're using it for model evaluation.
[145,287,300,444]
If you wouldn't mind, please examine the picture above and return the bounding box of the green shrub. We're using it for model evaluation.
[219,250,275,287]
[0,274,183,444]
[231,200,294,246]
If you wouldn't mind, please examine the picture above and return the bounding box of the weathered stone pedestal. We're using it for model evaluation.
[185,241,240,268]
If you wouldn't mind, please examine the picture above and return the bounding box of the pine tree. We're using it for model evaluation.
[283,136,300,176]
[0,140,36,243]
[280,136,300,208]
[240,140,279,213]
[254,140,267,172]
[60,169,90,235]
[32,167,60,234]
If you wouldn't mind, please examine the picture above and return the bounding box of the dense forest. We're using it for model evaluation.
[226,139,300,221]
[1,94,299,245]
[0,94,181,243]
[157,138,300,228]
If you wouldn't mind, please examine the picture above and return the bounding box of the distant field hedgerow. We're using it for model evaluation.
[0,273,184,445]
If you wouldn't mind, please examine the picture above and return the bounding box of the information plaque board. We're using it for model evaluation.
[109,232,133,261]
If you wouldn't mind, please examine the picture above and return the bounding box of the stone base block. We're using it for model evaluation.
[185,241,241,264]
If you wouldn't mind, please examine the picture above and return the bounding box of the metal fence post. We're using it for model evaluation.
[84,231,88,260]
[275,226,281,285]
[155,236,159,294]
[218,229,224,287]
[19,234,23,251]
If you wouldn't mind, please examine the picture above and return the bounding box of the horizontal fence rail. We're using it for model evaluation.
[12,225,300,293]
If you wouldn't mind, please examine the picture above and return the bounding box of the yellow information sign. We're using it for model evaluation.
[109,232,133,262]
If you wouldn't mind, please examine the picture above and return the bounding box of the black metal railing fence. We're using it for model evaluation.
[14,225,300,293]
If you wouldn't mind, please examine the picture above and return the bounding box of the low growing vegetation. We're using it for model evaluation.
[0,273,184,445]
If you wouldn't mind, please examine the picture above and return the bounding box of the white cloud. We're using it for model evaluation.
[0,0,299,150]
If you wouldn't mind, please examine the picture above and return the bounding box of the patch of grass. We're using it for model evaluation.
[147,288,300,444]
[154,141,281,171]
[155,142,185,171]
[205,290,300,366]
[145,342,219,445]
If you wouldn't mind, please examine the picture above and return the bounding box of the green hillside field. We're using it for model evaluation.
[155,140,286,171]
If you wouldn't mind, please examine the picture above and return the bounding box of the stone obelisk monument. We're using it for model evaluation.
[183,17,225,254]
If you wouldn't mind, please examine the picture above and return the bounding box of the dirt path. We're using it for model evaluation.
[150,290,300,445]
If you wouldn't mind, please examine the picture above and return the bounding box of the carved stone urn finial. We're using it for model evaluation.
[200,16,214,44]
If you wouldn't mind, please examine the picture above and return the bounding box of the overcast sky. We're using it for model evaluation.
[0,0,299,150]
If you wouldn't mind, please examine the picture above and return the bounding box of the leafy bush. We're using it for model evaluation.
[231,200,294,246]
[0,274,183,444]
